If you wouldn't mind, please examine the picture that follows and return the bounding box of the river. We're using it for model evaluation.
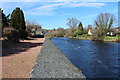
[51,37,120,79]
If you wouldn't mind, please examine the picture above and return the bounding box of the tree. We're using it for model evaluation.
[88,25,92,30]
[26,20,42,36]
[78,22,83,31]
[11,7,27,39]
[93,13,116,39]
[73,22,85,36]
[0,9,10,29]
[95,13,115,31]
[45,27,66,37]
[67,18,80,28]
[0,8,10,37]
[67,18,80,37]
[53,28,56,31]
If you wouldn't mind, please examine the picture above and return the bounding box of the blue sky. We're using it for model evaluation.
[2,1,118,29]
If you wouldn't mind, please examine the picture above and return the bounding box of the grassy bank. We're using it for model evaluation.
[69,35,120,42]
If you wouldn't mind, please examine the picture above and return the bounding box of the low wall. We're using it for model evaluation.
[30,38,86,79]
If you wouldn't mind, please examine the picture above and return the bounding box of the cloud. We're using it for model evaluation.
[25,2,106,16]
[62,2,106,8]
[26,9,55,16]
[25,3,66,16]
[1,0,119,2]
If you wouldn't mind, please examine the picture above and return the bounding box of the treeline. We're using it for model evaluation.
[1,7,43,42]
[45,18,90,38]
[1,7,119,41]
[45,13,119,40]
[45,28,66,37]
[1,7,26,42]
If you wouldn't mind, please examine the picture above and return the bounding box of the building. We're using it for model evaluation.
[88,29,92,35]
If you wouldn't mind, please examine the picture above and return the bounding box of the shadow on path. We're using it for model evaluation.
[2,39,43,57]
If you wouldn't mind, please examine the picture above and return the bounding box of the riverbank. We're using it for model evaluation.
[30,38,86,78]
[69,36,120,42]
[2,38,45,78]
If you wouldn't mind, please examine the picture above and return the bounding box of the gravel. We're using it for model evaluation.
[30,38,86,79]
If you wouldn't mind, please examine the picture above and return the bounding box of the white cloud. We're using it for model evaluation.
[26,8,55,16]
[1,0,119,2]
[25,3,66,16]
[62,2,106,8]
[32,2,106,9]
[25,2,106,16]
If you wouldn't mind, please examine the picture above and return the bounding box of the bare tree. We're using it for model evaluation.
[67,18,80,37]
[93,13,116,38]
[95,13,115,30]
[26,20,42,36]
[67,18,80,28]
[88,25,92,30]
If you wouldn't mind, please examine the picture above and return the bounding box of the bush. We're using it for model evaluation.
[73,30,88,37]
[45,28,66,38]
[92,29,106,40]
[3,27,20,42]
[19,30,28,39]
[82,30,88,34]
[116,34,120,37]
[74,30,83,35]
[45,31,65,37]
[81,34,90,37]
[64,30,71,37]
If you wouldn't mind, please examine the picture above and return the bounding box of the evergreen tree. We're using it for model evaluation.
[0,8,2,37]
[19,10,26,31]
[0,8,10,29]
[0,8,10,37]
[11,7,27,39]
[78,22,83,31]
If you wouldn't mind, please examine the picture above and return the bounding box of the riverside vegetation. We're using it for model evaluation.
[45,13,120,42]
[1,7,46,42]
[1,7,120,43]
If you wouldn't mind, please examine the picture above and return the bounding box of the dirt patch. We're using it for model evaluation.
[1,38,45,78]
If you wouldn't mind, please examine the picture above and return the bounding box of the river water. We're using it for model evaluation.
[51,37,120,79]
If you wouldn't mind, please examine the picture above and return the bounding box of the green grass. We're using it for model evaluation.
[103,36,120,39]
[69,35,120,42]
[73,68,80,72]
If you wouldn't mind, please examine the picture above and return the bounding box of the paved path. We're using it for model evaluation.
[2,38,45,78]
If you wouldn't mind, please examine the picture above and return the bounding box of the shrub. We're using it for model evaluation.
[45,30,65,37]
[64,30,71,37]
[73,30,87,37]
[82,30,88,34]
[19,30,28,39]
[116,34,120,37]
[81,34,90,37]
[45,28,66,38]
[75,30,83,35]
[92,29,106,40]
[3,27,19,42]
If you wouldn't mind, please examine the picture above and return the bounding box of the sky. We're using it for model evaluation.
[1,0,119,29]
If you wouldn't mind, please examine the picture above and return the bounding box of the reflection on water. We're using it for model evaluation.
[51,37,120,79]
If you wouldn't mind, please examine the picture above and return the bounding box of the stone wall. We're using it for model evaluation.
[30,38,86,79]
